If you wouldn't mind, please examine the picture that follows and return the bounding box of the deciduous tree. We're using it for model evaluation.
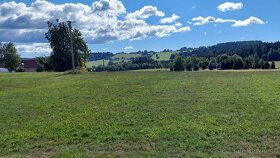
[45,21,90,72]
[0,43,21,72]
[173,55,184,71]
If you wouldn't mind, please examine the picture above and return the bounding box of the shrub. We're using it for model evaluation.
[193,65,199,71]
[201,64,207,70]
[208,63,213,70]
[271,61,276,69]
[36,66,43,72]
[173,55,184,71]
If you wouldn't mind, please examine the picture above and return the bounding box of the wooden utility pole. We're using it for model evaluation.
[67,21,75,71]
[103,52,105,68]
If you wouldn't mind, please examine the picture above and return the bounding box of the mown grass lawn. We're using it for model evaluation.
[0,71,280,157]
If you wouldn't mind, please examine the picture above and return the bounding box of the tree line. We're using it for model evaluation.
[171,54,276,71]
[90,53,276,72]
[177,41,280,60]
[92,57,170,72]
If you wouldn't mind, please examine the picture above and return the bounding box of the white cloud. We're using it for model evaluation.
[126,6,165,20]
[15,43,51,53]
[15,43,51,57]
[174,22,183,27]
[160,14,180,24]
[204,32,208,35]
[0,0,190,46]
[124,46,134,50]
[217,2,243,12]
[215,18,236,23]
[92,0,126,16]
[174,26,191,33]
[192,16,237,26]
[232,16,265,27]
[192,16,264,27]
[192,16,217,25]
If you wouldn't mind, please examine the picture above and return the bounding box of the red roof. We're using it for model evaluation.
[22,59,37,68]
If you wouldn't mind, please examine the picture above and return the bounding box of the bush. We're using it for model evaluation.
[173,55,184,71]
[264,61,270,69]
[94,65,105,72]
[232,55,245,69]
[244,62,249,69]
[201,64,207,70]
[36,66,43,72]
[193,65,199,71]
[186,65,192,71]
[170,67,173,72]
[271,61,276,69]
[16,67,25,72]
[208,63,213,70]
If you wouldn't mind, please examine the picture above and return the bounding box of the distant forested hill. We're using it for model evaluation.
[88,41,280,65]
[88,52,114,61]
[177,41,280,60]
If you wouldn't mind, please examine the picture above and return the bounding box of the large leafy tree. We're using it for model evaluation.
[232,54,245,69]
[173,55,184,71]
[45,21,90,72]
[0,43,21,72]
[36,56,52,72]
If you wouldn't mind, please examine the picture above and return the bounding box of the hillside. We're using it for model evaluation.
[1,71,280,157]
[111,53,142,60]
[151,51,179,61]
[86,60,110,68]
[87,41,280,68]
[180,41,280,58]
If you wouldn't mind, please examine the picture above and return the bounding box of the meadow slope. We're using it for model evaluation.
[0,71,280,157]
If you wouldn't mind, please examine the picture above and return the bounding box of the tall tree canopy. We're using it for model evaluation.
[0,43,21,72]
[45,21,90,72]
[173,55,184,71]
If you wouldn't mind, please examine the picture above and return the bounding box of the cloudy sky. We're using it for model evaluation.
[0,0,279,58]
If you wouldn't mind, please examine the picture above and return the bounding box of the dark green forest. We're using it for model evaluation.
[176,41,280,59]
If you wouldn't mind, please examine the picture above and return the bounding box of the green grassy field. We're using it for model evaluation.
[86,54,143,68]
[111,53,142,60]
[1,71,280,157]
[152,51,179,61]
[86,60,110,68]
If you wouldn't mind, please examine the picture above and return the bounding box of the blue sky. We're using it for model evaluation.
[1,0,279,57]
